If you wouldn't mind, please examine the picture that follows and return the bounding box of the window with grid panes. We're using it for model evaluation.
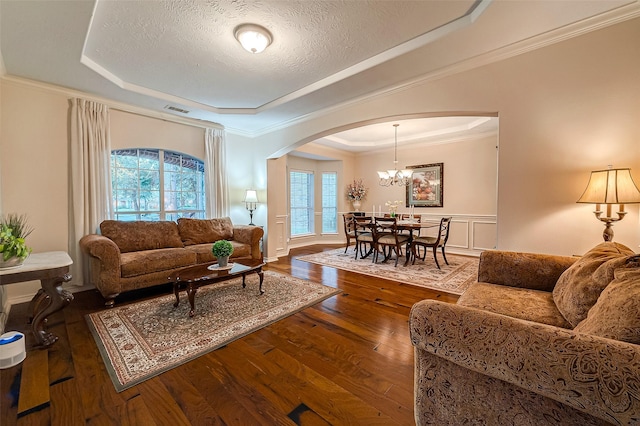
[290,170,314,236]
[111,149,205,221]
[321,172,337,233]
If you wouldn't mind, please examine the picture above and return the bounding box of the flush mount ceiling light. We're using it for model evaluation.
[234,24,272,54]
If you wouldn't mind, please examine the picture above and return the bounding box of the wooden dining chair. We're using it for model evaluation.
[342,213,356,253]
[409,217,452,269]
[372,216,410,267]
[353,216,374,259]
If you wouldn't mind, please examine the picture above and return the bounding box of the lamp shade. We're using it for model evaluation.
[243,189,259,204]
[577,168,640,204]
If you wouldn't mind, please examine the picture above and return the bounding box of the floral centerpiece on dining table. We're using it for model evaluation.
[385,200,402,217]
[346,179,368,211]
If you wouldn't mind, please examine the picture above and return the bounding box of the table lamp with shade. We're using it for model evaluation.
[243,189,259,225]
[577,167,640,241]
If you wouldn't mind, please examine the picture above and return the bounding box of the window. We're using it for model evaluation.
[111,149,205,221]
[290,170,314,236]
[321,172,337,233]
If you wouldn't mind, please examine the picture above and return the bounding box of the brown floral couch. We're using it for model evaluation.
[410,242,640,425]
[80,217,263,306]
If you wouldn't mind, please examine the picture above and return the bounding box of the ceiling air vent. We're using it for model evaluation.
[164,105,190,114]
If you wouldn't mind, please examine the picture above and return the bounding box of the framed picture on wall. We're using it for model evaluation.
[405,163,444,208]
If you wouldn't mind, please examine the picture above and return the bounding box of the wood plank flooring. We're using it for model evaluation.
[1,245,459,425]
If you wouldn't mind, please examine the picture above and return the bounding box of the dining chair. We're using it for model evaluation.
[342,213,356,253]
[353,216,374,259]
[372,216,410,267]
[409,217,452,269]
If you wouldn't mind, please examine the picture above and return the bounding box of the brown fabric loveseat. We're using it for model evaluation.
[410,242,640,425]
[80,217,263,306]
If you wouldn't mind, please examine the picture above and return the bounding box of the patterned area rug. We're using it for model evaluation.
[297,248,479,295]
[86,271,340,392]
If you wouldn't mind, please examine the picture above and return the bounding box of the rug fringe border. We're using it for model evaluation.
[297,249,477,296]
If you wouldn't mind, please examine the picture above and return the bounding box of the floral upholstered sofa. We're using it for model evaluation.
[410,242,640,425]
[80,217,263,306]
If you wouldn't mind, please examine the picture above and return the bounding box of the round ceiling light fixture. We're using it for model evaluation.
[234,24,272,54]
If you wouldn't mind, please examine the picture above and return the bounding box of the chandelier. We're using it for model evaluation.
[377,124,412,186]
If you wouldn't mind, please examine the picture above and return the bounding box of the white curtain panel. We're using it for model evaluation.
[204,128,229,218]
[69,98,113,286]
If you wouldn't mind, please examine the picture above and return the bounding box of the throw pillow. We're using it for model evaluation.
[574,257,640,344]
[100,220,184,253]
[552,241,635,327]
[177,217,234,245]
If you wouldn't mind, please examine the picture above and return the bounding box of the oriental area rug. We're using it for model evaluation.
[297,248,479,295]
[86,271,340,392]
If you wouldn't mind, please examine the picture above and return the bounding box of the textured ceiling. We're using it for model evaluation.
[1,0,639,139]
[85,0,473,109]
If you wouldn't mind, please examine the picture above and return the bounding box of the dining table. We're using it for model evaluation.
[355,217,439,266]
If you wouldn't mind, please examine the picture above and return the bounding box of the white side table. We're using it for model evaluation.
[0,251,73,348]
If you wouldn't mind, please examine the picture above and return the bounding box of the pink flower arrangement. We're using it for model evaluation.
[346,179,367,201]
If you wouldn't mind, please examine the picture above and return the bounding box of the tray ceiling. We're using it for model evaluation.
[1,0,638,136]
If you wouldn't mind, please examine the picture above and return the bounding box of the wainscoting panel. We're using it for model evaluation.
[472,221,498,251]
[418,214,497,257]
[275,215,287,252]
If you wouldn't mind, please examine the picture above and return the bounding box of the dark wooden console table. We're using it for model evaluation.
[0,251,73,348]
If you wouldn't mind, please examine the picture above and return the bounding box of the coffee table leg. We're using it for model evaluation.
[240,269,265,294]
[258,268,264,295]
[187,284,197,317]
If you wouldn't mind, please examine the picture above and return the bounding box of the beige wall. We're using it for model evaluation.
[259,17,640,256]
[226,132,268,227]
[1,81,70,303]
[354,135,497,216]
[110,110,204,156]
[0,65,5,329]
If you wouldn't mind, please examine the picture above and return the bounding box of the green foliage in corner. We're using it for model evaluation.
[0,214,33,261]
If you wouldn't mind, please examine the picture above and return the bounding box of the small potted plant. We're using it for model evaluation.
[0,213,33,269]
[212,240,234,267]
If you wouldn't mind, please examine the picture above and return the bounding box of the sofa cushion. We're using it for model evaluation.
[552,242,635,327]
[177,217,234,245]
[100,220,184,253]
[120,248,196,278]
[574,257,640,344]
[458,282,572,328]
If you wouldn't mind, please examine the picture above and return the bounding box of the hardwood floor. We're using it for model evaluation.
[1,245,459,425]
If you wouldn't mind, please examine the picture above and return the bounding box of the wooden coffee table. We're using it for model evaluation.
[168,259,265,317]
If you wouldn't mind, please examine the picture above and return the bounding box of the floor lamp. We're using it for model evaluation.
[577,167,640,241]
[243,189,259,226]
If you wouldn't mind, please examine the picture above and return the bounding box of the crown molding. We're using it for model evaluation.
[1,75,224,131]
[82,0,492,117]
[237,2,640,138]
